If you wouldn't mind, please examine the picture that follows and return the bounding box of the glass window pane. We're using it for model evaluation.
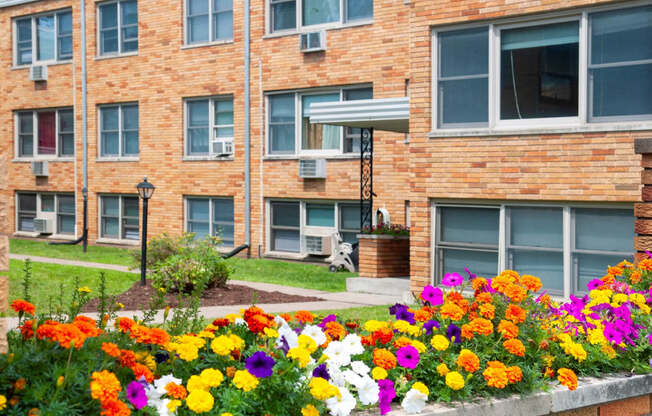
[188,100,209,126]
[270,125,295,153]
[41,195,55,212]
[19,194,37,212]
[102,107,119,130]
[302,0,339,26]
[500,22,579,120]
[189,222,210,240]
[272,1,296,31]
[574,208,633,252]
[20,135,33,157]
[592,64,652,118]
[188,0,209,14]
[58,195,75,214]
[19,113,33,134]
[215,99,234,125]
[19,216,35,232]
[102,217,119,237]
[123,131,139,155]
[214,11,233,40]
[441,248,498,279]
[302,93,340,116]
[101,29,119,54]
[344,88,372,101]
[590,6,652,65]
[511,249,563,292]
[440,28,488,78]
[102,133,119,156]
[340,204,360,230]
[440,207,499,246]
[38,111,56,155]
[123,197,139,217]
[58,36,73,60]
[269,94,295,153]
[341,232,358,244]
[59,110,74,132]
[270,94,295,122]
[302,93,340,150]
[60,134,74,156]
[439,78,488,125]
[58,11,72,34]
[216,126,234,138]
[37,15,55,61]
[212,198,234,223]
[100,3,118,29]
[188,199,210,221]
[575,253,633,293]
[188,15,209,43]
[306,204,334,227]
[123,226,140,240]
[510,207,562,248]
[102,196,120,216]
[273,229,301,252]
[189,128,209,154]
[272,202,300,227]
[213,223,234,245]
[346,0,372,21]
[121,0,138,25]
[17,19,32,42]
[122,105,138,130]
[58,215,75,234]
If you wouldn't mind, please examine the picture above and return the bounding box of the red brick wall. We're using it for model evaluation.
[358,235,410,278]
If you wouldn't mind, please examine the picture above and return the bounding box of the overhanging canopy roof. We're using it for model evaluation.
[309,97,409,133]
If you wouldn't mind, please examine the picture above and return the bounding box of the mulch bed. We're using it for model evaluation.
[81,281,325,312]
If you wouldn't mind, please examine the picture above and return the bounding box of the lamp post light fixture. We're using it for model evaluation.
[136,177,155,286]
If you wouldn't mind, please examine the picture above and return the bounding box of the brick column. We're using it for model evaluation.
[0,155,7,353]
[634,138,652,263]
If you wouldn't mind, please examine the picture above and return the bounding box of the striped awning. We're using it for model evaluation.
[309,97,409,133]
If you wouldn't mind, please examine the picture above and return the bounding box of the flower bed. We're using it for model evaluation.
[0,261,650,415]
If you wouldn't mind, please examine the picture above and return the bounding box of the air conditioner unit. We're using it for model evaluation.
[29,65,48,81]
[31,161,49,177]
[33,218,54,234]
[299,31,326,53]
[299,159,326,179]
[211,138,234,157]
[304,235,332,256]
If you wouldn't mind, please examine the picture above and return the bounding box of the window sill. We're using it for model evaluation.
[48,234,77,241]
[263,20,373,39]
[96,157,139,162]
[13,231,40,238]
[264,154,360,161]
[11,60,73,71]
[428,121,652,138]
[94,52,138,61]
[264,251,308,260]
[96,237,140,246]
[182,155,234,162]
[181,39,234,50]
[12,157,74,163]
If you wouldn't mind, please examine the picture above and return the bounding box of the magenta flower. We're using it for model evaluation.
[421,285,443,306]
[245,351,276,378]
[603,323,623,345]
[378,379,396,415]
[442,272,464,287]
[647,333,652,346]
[396,345,420,369]
[587,279,603,291]
[126,380,148,410]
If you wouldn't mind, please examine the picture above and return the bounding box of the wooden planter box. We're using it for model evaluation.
[357,234,409,278]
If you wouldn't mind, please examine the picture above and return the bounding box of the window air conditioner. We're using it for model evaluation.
[33,218,54,234]
[31,161,49,177]
[299,159,326,179]
[299,31,326,53]
[304,235,332,256]
[211,138,234,157]
[29,65,48,81]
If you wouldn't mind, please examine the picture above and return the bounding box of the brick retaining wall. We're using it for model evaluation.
[358,235,410,278]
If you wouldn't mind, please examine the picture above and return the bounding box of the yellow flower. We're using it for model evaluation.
[167,400,182,413]
[116,302,124,309]
[229,334,245,350]
[220,413,234,416]
[211,335,235,356]
[364,320,389,332]
[601,343,617,359]
[445,371,465,391]
[176,335,206,349]
[437,363,450,377]
[410,340,427,353]
[200,368,224,388]
[175,343,199,361]
[0,395,6,410]
[430,334,449,351]
[412,382,429,396]
[56,376,65,387]
[301,404,320,416]
[233,370,259,392]
[186,390,214,413]
[309,377,340,400]
[371,366,388,380]
[287,347,311,368]
[298,334,318,353]
[612,293,628,304]
[187,375,209,392]
[264,327,279,338]
[198,331,216,339]
[224,313,240,323]
[77,286,91,293]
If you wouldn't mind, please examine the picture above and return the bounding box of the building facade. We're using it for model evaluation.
[1,0,650,298]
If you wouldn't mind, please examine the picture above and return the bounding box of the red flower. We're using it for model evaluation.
[11,299,35,315]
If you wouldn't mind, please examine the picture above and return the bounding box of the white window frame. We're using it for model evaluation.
[431,201,634,298]
[98,103,139,159]
[96,0,139,57]
[266,0,373,35]
[430,1,652,135]
[183,0,234,46]
[184,196,235,246]
[14,108,75,160]
[265,85,372,156]
[15,192,76,237]
[13,8,73,67]
[98,194,140,243]
[183,96,235,158]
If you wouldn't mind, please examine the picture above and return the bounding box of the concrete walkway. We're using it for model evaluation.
[6,254,403,329]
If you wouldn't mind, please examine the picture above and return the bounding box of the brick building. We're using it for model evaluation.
[1,0,650,298]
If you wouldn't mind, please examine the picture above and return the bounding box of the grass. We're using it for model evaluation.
[7,259,139,316]
[10,238,134,266]
[308,305,393,322]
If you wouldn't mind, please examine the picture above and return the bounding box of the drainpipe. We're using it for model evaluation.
[243,0,250,250]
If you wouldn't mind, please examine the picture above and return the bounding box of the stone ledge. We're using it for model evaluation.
[353,374,652,416]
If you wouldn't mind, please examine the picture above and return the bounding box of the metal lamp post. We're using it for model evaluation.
[136,177,155,286]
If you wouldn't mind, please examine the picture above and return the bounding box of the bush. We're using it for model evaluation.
[129,233,192,270]
[361,222,409,236]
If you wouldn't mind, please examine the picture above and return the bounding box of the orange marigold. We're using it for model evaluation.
[476,292,493,304]
[372,328,394,345]
[11,300,35,315]
[497,320,519,339]
[446,292,469,311]
[101,342,121,358]
[479,303,495,320]
[544,367,555,378]
[461,324,474,341]
[607,266,623,276]
[131,363,154,383]
[372,348,397,370]
[503,339,525,357]
[90,370,121,403]
[500,269,520,282]
[294,310,315,324]
[469,318,494,336]
[630,271,642,284]
[538,294,552,306]
[393,336,413,350]
[520,275,543,292]
[165,382,188,399]
[505,304,527,324]
[51,324,87,349]
[414,309,431,322]
[324,321,347,341]
[72,319,102,338]
[504,284,527,303]
[601,274,616,284]
[100,399,131,416]
[14,378,26,391]
[115,317,136,333]
[483,366,508,389]
[491,275,513,293]
[247,314,273,334]
[440,303,465,321]
[557,368,578,391]
[506,366,523,383]
[20,319,35,339]
[456,349,480,373]
[119,350,137,368]
[472,277,488,291]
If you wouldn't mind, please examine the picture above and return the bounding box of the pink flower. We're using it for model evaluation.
[396,345,419,369]
[442,272,464,287]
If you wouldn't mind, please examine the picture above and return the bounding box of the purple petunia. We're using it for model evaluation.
[421,286,443,306]
[395,308,416,325]
[245,351,276,378]
[396,345,420,369]
[423,320,440,335]
[312,363,330,380]
[446,324,462,344]
[318,314,337,329]
[587,278,604,291]
[464,267,476,280]
[126,380,148,410]
[442,272,464,287]
[378,379,396,415]
[389,303,409,316]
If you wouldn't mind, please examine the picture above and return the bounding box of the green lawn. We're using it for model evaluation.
[309,305,393,322]
[7,259,139,316]
[10,238,134,266]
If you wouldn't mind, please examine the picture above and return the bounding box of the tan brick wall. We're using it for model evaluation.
[358,236,410,278]
[0,155,7,353]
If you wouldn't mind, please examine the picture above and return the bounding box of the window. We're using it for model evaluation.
[432,4,652,130]
[98,0,138,55]
[306,203,335,226]
[16,108,74,158]
[100,195,139,240]
[186,197,234,245]
[269,0,372,33]
[57,195,75,234]
[271,202,301,252]
[16,193,75,235]
[17,193,37,232]
[433,204,634,295]
[185,97,234,156]
[99,104,139,157]
[267,86,372,155]
[339,203,361,243]
[186,0,233,44]
[14,9,72,65]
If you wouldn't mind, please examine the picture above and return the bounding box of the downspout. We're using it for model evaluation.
[81,0,89,251]
[243,0,250,249]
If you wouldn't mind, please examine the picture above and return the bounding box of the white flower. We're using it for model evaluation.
[274,315,289,327]
[235,318,247,326]
[328,365,347,387]
[342,369,363,388]
[277,325,299,349]
[401,389,428,414]
[342,334,365,355]
[153,374,182,398]
[302,324,327,346]
[356,376,380,405]
[326,386,357,416]
[350,360,370,375]
[324,341,351,367]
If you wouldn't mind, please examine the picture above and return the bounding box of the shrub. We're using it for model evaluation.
[129,233,193,270]
[361,222,409,237]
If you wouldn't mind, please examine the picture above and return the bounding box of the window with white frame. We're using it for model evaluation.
[186,0,233,45]
[185,97,234,156]
[98,0,138,56]
[16,193,75,234]
[99,104,139,157]
[186,197,234,245]
[16,108,74,158]
[269,0,372,33]
[267,86,372,155]
[432,4,652,129]
[433,204,634,295]
[14,9,72,66]
[100,195,139,240]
